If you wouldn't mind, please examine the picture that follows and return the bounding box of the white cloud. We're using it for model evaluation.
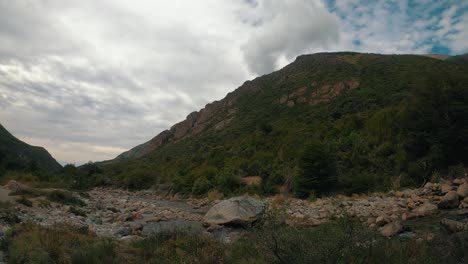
[241,0,340,75]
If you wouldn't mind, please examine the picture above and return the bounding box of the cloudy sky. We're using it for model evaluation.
[0,0,467,165]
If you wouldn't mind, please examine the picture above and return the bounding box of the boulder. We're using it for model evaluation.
[440,184,452,194]
[375,215,389,226]
[203,196,265,225]
[456,183,468,198]
[414,203,438,216]
[453,178,463,185]
[440,218,468,233]
[142,219,203,236]
[438,191,459,209]
[4,180,29,193]
[379,221,403,237]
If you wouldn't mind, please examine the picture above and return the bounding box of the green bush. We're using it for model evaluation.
[130,230,226,264]
[5,224,119,264]
[228,213,467,264]
[294,141,337,198]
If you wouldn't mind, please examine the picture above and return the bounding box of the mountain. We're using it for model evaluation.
[103,52,468,194]
[445,53,468,65]
[0,123,62,173]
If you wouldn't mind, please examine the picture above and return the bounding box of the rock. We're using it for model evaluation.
[120,235,142,242]
[440,218,468,233]
[379,221,403,237]
[375,215,388,226]
[440,184,452,194]
[114,227,131,237]
[414,203,438,216]
[4,180,29,193]
[456,183,468,198]
[424,182,434,189]
[401,213,407,222]
[142,220,203,236]
[453,178,463,185]
[206,224,223,233]
[203,196,265,225]
[401,189,416,197]
[438,191,459,209]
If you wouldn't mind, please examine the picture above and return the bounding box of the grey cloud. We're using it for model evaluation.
[241,0,340,75]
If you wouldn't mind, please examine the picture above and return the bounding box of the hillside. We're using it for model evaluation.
[446,53,468,65]
[103,52,468,195]
[0,123,62,174]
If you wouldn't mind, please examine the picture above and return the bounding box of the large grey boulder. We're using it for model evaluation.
[438,191,459,209]
[203,196,265,225]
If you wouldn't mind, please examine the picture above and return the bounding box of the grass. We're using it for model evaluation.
[15,196,32,207]
[3,214,468,264]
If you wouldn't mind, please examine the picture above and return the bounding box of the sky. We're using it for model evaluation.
[0,0,467,165]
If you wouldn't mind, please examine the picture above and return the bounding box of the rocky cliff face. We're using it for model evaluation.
[105,52,468,167]
[108,80,262,162]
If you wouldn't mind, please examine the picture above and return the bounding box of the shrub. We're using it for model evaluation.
[16,196,32,207]
[294,141,337,198]
[5,224,119,264]
[130,230,226,264]
[207,190,224,201]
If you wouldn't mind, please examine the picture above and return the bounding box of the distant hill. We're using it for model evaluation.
[0,124,62,173]
[102,52,468,195]
[446,53,468,65]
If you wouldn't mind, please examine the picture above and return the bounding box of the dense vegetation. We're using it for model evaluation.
[2,215,467,263]
[87,53,467,197]
[1,53,467,198]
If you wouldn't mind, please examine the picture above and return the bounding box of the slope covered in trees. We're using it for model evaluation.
[100,52,468,196]
[0,123,62,176]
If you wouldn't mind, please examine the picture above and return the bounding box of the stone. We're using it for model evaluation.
[440,184,452,194]
[4,180,29,193]
[438,191,459,209]
[424,182,434,189]
[440,218,468,233]
[203,196,265,225]
[206,224,223,233]
[401,213,407,222]
[379,221,403,237]
[142,219,203,236]
[453,178,463,185]
[375,215,388,226]
[456,183,468,198]
[414,203,438,216]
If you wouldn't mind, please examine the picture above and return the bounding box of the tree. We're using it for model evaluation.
[294,141,337,198]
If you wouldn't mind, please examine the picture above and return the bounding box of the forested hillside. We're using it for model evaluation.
[99,52,468,196]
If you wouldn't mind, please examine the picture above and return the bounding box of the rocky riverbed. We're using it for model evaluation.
[1,176,468,244]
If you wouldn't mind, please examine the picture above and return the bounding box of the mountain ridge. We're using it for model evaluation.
[0,123,62,173]
[100,51,468,195]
